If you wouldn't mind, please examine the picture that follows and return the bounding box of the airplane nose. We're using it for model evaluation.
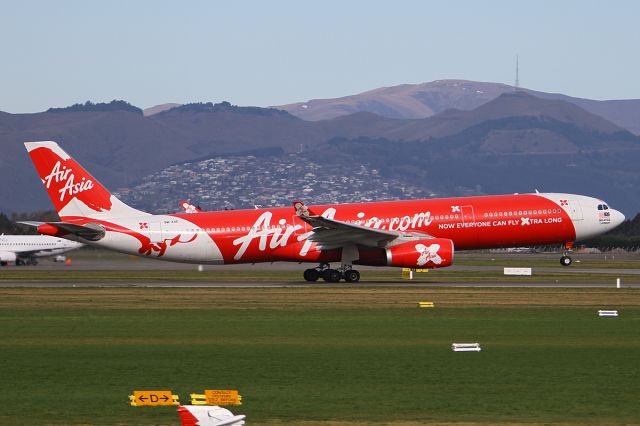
[612,210,625,228]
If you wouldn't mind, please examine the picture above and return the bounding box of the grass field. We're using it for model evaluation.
[1,288,639,425]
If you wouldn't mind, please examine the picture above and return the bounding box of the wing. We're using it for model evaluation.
[293,201,430,250]
[18,221,105,241]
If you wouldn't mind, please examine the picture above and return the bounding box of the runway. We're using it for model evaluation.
[2,280,638,288]
[1,250,638,288]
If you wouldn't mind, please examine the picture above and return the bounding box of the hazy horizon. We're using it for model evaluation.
[2,0,639,113]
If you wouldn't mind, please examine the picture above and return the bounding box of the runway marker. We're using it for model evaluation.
[452,343,481,352]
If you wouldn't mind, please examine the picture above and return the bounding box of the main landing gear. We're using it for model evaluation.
[560,242,573,267]
[303,263,361,283]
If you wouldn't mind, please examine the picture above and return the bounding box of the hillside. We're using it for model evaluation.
[1,95,639,215]
[274,80,640,134]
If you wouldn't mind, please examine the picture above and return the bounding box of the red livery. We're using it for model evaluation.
[22,141,625,282]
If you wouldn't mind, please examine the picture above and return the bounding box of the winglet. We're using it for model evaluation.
[293,200,312,217]
[180,201,202,214]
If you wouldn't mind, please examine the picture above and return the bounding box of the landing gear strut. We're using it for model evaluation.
[303,263,361,283]
[560,242,573,267]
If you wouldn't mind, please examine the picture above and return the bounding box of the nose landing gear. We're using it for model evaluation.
[560,256,572,266]
[560,242,574,267]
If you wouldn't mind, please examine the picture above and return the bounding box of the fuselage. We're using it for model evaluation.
[0,234,83,261]
[64,192,624,265]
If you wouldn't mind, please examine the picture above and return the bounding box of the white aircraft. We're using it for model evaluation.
[0,234,83,266]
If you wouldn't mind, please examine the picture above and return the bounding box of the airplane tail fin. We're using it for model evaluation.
[24,141,147,220]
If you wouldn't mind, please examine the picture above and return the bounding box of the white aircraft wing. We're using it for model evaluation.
[13,247,58,256]
[293,201,430,250]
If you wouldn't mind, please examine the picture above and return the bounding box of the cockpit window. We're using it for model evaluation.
[604,204,609,210]
[597,204,609,211]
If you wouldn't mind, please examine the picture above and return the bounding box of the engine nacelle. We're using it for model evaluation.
[385,238,454,269]
[0,251,17,263]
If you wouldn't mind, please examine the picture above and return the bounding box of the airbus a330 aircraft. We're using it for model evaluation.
[0,234,83,266]
[21,141,625,282]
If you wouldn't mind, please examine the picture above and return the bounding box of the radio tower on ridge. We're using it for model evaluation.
[515,55,520,92]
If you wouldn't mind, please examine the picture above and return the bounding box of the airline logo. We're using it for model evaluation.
[598,211,611,224]
[29,146,113,212]
[232,211,306,260]
[415,243,443,266]
[43,161,95,202]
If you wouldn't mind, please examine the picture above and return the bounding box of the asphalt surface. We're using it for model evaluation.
[1,251,638,288]
[5,252,640,273]
[2,280,638,288]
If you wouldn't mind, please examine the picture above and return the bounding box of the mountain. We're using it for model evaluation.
[274,80,640,135]
[143,103,181,116]
[1,95,639,215]
[0,101,334,212]
[321,91,628,142]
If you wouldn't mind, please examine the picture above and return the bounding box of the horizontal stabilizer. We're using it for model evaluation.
[19,221,106,241]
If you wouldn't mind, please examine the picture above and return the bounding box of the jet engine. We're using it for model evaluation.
[0,251,17,264]
[385,238,454,269]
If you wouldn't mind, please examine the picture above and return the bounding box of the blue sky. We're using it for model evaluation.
[1,0,639,112]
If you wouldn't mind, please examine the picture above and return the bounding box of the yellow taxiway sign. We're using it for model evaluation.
[129,390,179,406]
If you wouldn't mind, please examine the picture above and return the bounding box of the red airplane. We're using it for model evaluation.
[21,141,625,282]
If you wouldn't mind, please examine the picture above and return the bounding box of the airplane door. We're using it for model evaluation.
[461,205,475,223]
[459,205,478,248]
[292,215,310,236]
[565,200,583,221]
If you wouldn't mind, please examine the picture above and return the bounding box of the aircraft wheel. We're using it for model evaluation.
[15,259,24,266]
[303,268,320,282]
[0,261,7,267]
[31,259,38,266]
[560,256,572,267]
[344,269,360,283]
[323,269,342,283]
